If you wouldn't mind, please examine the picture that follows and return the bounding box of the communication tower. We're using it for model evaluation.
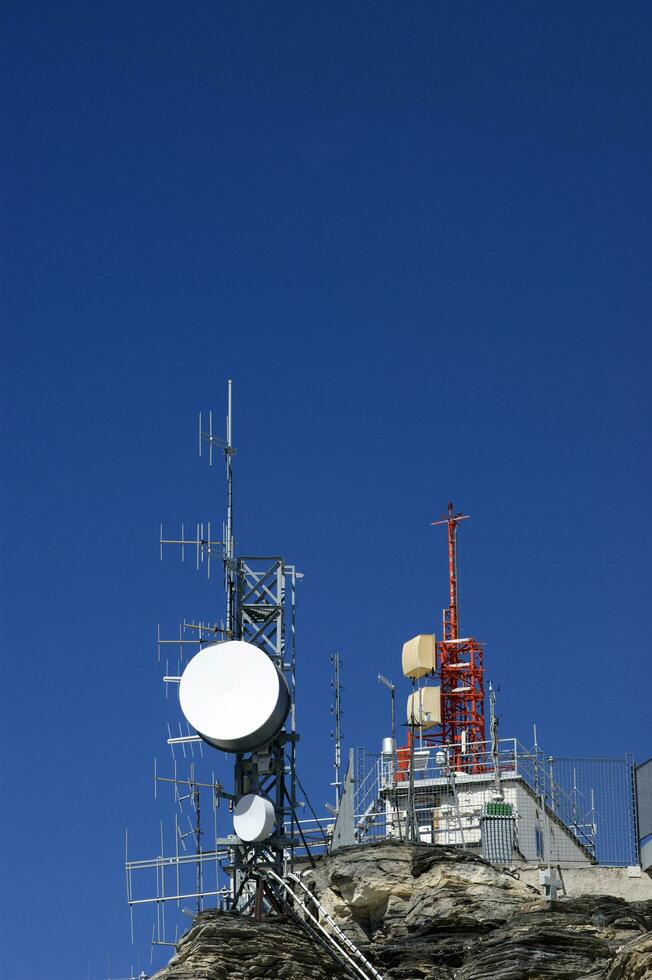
[431,503,486,758]
[126,381,312,947]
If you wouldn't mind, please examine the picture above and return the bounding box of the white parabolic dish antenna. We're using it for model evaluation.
[179,640,290,753]
[233,793,275,843]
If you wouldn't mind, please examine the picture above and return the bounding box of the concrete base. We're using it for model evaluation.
[514,862,652,901]
[640,836,652,874]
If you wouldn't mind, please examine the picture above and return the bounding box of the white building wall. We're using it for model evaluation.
[383,773,593,865]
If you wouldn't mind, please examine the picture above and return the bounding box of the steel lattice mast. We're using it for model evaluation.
[432,503,486,760]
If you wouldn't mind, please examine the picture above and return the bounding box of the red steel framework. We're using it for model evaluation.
[430,503,486,763]
[396,503,486,780]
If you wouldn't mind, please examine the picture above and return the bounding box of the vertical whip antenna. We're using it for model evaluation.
[431,502,469,641]
[199,379,237,633]
[224,380,235,636]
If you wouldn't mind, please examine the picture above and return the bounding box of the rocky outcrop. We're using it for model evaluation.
[304,842,536,943]
[150,912,346,979]
[605,933,652,980]
[153,842,652,979]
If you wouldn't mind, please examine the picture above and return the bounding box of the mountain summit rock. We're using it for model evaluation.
[152,842,652,979]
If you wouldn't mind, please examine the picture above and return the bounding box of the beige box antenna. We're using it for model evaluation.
[407,686,441,728]
[401,634,436,679]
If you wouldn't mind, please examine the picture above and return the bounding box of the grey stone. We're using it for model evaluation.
[152,843,652,980]
[604,932,652,979]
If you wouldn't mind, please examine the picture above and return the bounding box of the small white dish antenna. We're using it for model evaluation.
[233,793,275,843]
[179,641,290,752]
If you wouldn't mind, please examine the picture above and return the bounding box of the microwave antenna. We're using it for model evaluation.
[126,380,307,951]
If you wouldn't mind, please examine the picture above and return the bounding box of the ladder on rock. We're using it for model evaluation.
[263,868,385,980]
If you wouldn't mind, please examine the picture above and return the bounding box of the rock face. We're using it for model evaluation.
[151,912,346,979]
[605,933,652,980]
[153,842,652,980]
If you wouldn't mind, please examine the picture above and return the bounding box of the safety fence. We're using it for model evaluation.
[348,739,639,867]
[125,739,641,953]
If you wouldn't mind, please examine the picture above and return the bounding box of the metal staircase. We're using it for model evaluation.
[262,867,385,980]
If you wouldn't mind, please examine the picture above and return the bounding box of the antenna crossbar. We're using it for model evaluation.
[159,523,223,577]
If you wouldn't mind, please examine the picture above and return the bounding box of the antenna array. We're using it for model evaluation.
[124,381,314,958]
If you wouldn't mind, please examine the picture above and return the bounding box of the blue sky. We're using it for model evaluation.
[1,2,651,977]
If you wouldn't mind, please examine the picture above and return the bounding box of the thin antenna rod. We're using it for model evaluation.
[225,379,235,636]
[432,502,469,641]
[489,682,503,799]
[331,653,342,809]
[377,672,396,771]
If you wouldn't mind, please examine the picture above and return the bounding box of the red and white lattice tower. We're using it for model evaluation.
[431,503,486,762]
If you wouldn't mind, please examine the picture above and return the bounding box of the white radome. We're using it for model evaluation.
[178,640,290,752]
[233,793,276,843]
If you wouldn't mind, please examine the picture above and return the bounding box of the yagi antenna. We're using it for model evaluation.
[159,522,223,579]
[200,379,236,634]
[199,379,235,467]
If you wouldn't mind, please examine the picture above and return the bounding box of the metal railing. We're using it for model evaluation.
[263,868,385,980]
[348,739,639,866]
